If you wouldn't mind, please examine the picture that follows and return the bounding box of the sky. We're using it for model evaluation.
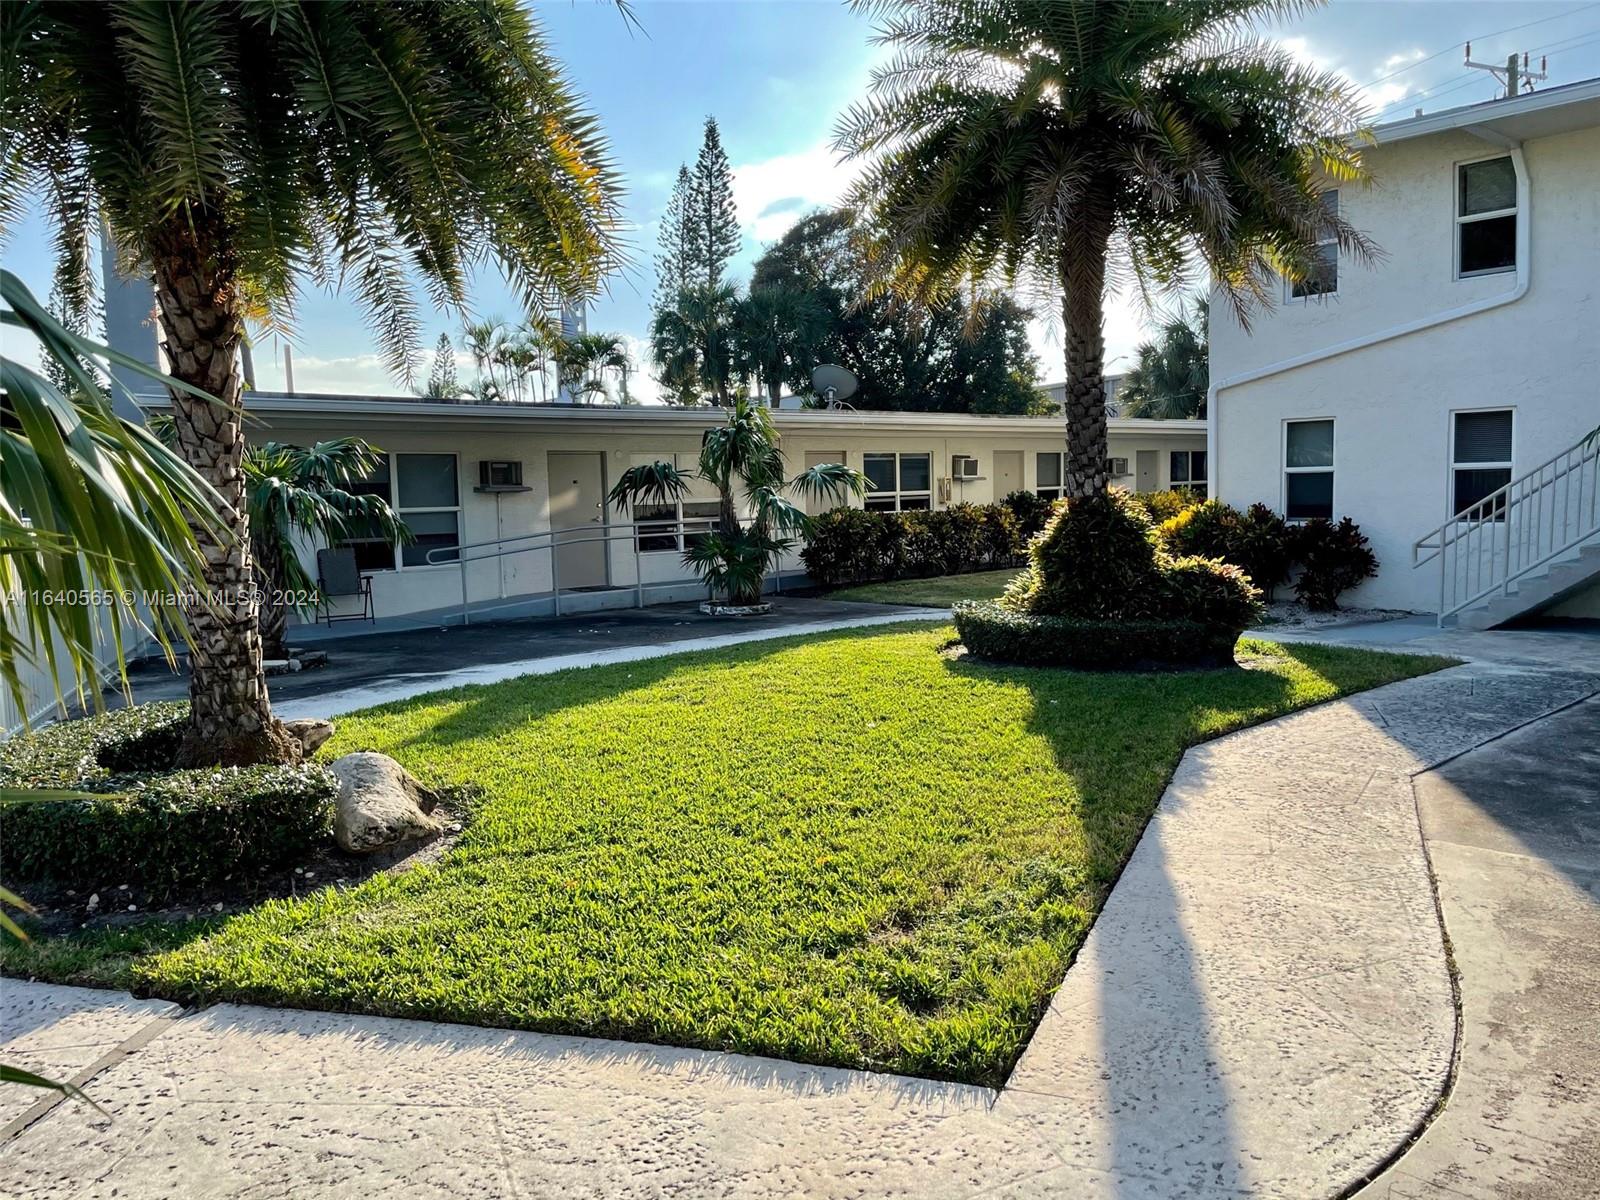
[5,1,1600,400]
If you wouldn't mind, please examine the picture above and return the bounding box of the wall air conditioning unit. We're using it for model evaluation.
[951,454,981,480]
[1107,457,1130,477]
[476,460,530,493]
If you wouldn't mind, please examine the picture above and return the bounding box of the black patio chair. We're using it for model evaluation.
[316,546,374,627]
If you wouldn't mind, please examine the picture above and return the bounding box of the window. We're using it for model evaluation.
[634,454,723,552]
[635,500,723,553]
[1035,452,1064,501]
[1457,157,1517,278]
[396,454,461,566]
[1284,420,1335,520]
[1452,409,1513,517]
[1170,449,1208,499]
[863,452,932,511]
[1289,191,1339,299]
[336,453,462,569]
[340,456,396,572]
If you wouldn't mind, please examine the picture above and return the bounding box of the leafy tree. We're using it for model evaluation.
[1120,301,1209,420]
[837,0,1374,496]
[750,212,1048,413]
[5,1,622,765]
[689,117,741,291]
[607,399,865,605]
[422,334,460,400]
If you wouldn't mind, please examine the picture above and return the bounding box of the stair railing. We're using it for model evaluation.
[1413,430,1600,624]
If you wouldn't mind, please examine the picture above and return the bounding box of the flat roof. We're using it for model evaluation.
[1373,74,1600,146]
[204,392,1205,437]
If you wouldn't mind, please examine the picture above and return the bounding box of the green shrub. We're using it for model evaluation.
[802,501,1025,586]
[1293,517,1379,610]
[1023,489,1163,618]
[1000,490,1054,538]
[1160,500,1293,599]
[1135,488,1198,523]
[954,602,1237,669]
[1159,555,1264,632]
[0,703,337,897]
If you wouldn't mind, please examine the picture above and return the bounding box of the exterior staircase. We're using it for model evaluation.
[1414,431,1600,629]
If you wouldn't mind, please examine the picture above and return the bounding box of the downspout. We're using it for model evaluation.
[1207,140,1530,499]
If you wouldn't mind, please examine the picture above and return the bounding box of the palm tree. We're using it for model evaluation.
[734,287,828,405]
[1,270,221,724]
[243,440,409,659]
[837,0,1376,498]
[652,283,739,406]
[608,399,865,606]
[1120,300,1210,420]
[4,2,622,764]
[556,332,632,404]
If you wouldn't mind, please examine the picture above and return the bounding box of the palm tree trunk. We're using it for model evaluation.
[150,215,299,767]
[1059,205,1113,498]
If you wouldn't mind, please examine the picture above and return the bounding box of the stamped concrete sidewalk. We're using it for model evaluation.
[5,640,1598,1197]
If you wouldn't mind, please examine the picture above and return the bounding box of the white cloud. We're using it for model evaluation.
[731,141,862,248]
[1276,34,1420,119]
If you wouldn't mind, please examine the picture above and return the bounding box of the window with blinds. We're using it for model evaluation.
[1452,409,1513,517]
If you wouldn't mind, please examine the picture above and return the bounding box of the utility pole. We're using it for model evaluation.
[1464,45,1548,98]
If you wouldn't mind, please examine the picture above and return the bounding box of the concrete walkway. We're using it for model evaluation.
[5,630,1598,1197]
[1364,695,1600,1198]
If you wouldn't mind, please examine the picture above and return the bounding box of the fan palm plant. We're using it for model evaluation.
[1120,300,1210,420]
[244,440,409,659]
[3,1,623,764]
[837,0,1376,497]
[607,398,865,606]
[734,286,828,405]
[652,283,739,406]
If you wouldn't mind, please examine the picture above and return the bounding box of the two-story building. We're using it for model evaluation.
[1209,77,1600,625]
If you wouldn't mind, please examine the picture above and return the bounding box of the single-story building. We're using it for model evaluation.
[223,393,1206,625]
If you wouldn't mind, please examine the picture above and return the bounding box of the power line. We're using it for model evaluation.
[1356,2,1600,90]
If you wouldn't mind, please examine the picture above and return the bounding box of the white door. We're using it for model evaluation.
[548,452,608,589]
[993,450,1023,500]
[1136,449,1158,493]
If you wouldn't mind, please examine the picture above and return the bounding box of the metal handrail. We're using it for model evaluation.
[1412,431,1600,624]
[422,515,778,623]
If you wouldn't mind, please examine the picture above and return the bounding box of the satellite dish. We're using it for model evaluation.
[810,364,858,407]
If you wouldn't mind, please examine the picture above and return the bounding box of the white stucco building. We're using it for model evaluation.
[1209,78,1600,623]
[227,394,1205,626]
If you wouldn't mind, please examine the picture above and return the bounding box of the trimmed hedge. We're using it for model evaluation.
[953,603,1238,670]
[0,703,336,896]
[803,501,1026,586]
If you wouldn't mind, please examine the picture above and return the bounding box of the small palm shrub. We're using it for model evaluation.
[960,488,1261,669]
[1293,518,1379,610]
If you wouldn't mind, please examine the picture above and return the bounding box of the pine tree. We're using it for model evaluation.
[689,117,740,291]
[652,165,696,321]
[423,332,460,399]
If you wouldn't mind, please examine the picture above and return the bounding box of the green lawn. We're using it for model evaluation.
[8,626,1452,1085]
[827,569,1020,607]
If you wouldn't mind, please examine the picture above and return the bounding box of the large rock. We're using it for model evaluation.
[328,752,444,854]
[282,717,335,756]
